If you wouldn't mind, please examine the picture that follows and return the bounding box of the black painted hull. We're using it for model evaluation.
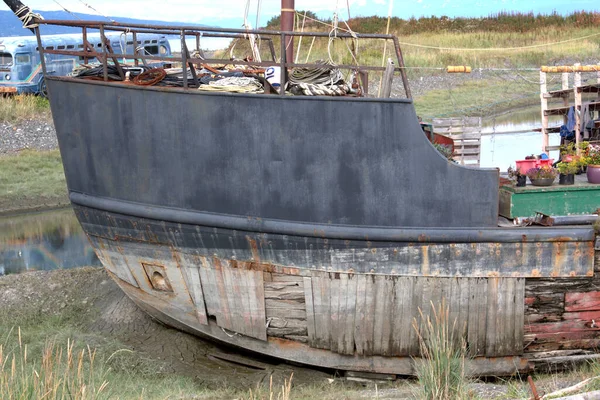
[49,77,597,375]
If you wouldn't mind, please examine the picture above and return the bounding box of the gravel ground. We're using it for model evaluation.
[0,117,57,154]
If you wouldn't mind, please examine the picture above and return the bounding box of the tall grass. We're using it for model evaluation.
[413,301,469,400]
[242,374,293,400]
[0,328,109,400]
[0,95,50,123]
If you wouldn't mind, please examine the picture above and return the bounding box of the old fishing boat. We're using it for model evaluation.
[4,0,600,376]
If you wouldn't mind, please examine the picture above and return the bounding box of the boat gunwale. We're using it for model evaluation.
[70,192,596,243]
[46,75,416,104]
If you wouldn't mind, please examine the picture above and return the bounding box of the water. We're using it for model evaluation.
[0,208,100,276]
[480,105,564,171]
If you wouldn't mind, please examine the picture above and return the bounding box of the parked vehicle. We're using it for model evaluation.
[0,33,170,96]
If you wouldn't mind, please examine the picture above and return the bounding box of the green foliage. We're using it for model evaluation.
[346,11,600,34]
[556,161,579,175]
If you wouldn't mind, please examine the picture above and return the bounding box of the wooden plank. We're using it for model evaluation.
[311,271,331,349]
[409,276,425,355]
[486,278,499,356]
[303,277,316,344]
[468,278,487,356]
[221,263,243,334]
[381,277,394,355]
[248,269,267,341]
[392,276,414,356]
[373,276,387,355]
[363,274,377,356]
[565,291,600,312]
[342,273,358,355]
[185,264,208,325]
[354,274,368,356]
[212,259,233,331]
[514,279,525,355]
[265,299,307,310]
[272,273,304,282]
[457,278,470,344]
[329,273,341,353]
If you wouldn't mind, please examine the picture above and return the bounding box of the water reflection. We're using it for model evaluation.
[0,208,100,276]
[480,105,563,171]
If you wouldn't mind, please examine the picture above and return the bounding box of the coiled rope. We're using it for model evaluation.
[15,5,43,29]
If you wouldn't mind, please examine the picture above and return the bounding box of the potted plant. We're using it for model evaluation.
[526,165,558,186]
[556,161,578,185]
[583,144,600,184]
[507,166,526,187]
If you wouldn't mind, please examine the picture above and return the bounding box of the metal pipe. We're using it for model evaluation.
[281,0,295,65]
[37,19,396,40]
[70,192,595,243]
[515,215,599,227]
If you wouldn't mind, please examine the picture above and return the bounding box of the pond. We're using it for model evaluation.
[0,208,100,276]
[479,105,564,171]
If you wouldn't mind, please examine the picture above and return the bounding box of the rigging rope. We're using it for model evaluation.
[295,12,600,52]
[15,5,43,28]
[77,0,115,22]
[50,0,82,20]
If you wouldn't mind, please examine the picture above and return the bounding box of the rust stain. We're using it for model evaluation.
[418,234,429,242]
[531,269,542,277]
[246,235,261,262]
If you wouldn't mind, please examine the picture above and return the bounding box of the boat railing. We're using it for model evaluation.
[32,19,411,98]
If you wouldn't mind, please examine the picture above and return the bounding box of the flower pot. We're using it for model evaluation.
[516,175,527,187]
[529,177,555,186]
[516,158,554,174]
[559,173,575,185]
[587,164,600,184]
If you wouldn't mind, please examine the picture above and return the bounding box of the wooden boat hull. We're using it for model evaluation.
[49,77,599,375]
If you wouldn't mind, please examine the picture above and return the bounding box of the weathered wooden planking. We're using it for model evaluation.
[303,277,316,343]
[565,291,600,312]
[196,257,267,340]
[310,271,331,349]
[391,276,416,355]
[304,273,525,357]
[177,253,208,325]
[485,278,525,357]
[265,273,307,341]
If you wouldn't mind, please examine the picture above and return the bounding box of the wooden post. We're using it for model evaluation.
[574,64,582,153]
[562,72,569,126]
[540,71,549,155]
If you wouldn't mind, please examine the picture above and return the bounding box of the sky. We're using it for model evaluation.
[2,0,600,28]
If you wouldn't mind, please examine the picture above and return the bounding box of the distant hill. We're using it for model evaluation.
[0,10,209,37]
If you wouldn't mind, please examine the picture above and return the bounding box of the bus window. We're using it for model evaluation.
[67,45,74,49]
[159,45,168,55]
[144,45,159,55]
[57,45,65,50]
[0,53,12,65]
[15,54,30,64]
[45,46,54,50]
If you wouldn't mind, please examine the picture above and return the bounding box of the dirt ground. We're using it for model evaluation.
[0,267,339,390]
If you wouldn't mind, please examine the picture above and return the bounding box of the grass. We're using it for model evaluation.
[0,149,68,213]
[413,301,470,400]
[0,95,51,123]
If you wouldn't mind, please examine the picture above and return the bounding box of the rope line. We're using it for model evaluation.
[15,5,43,28]
[50,0,82,20]
[295,12,600,52]
[77,0,115,22]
